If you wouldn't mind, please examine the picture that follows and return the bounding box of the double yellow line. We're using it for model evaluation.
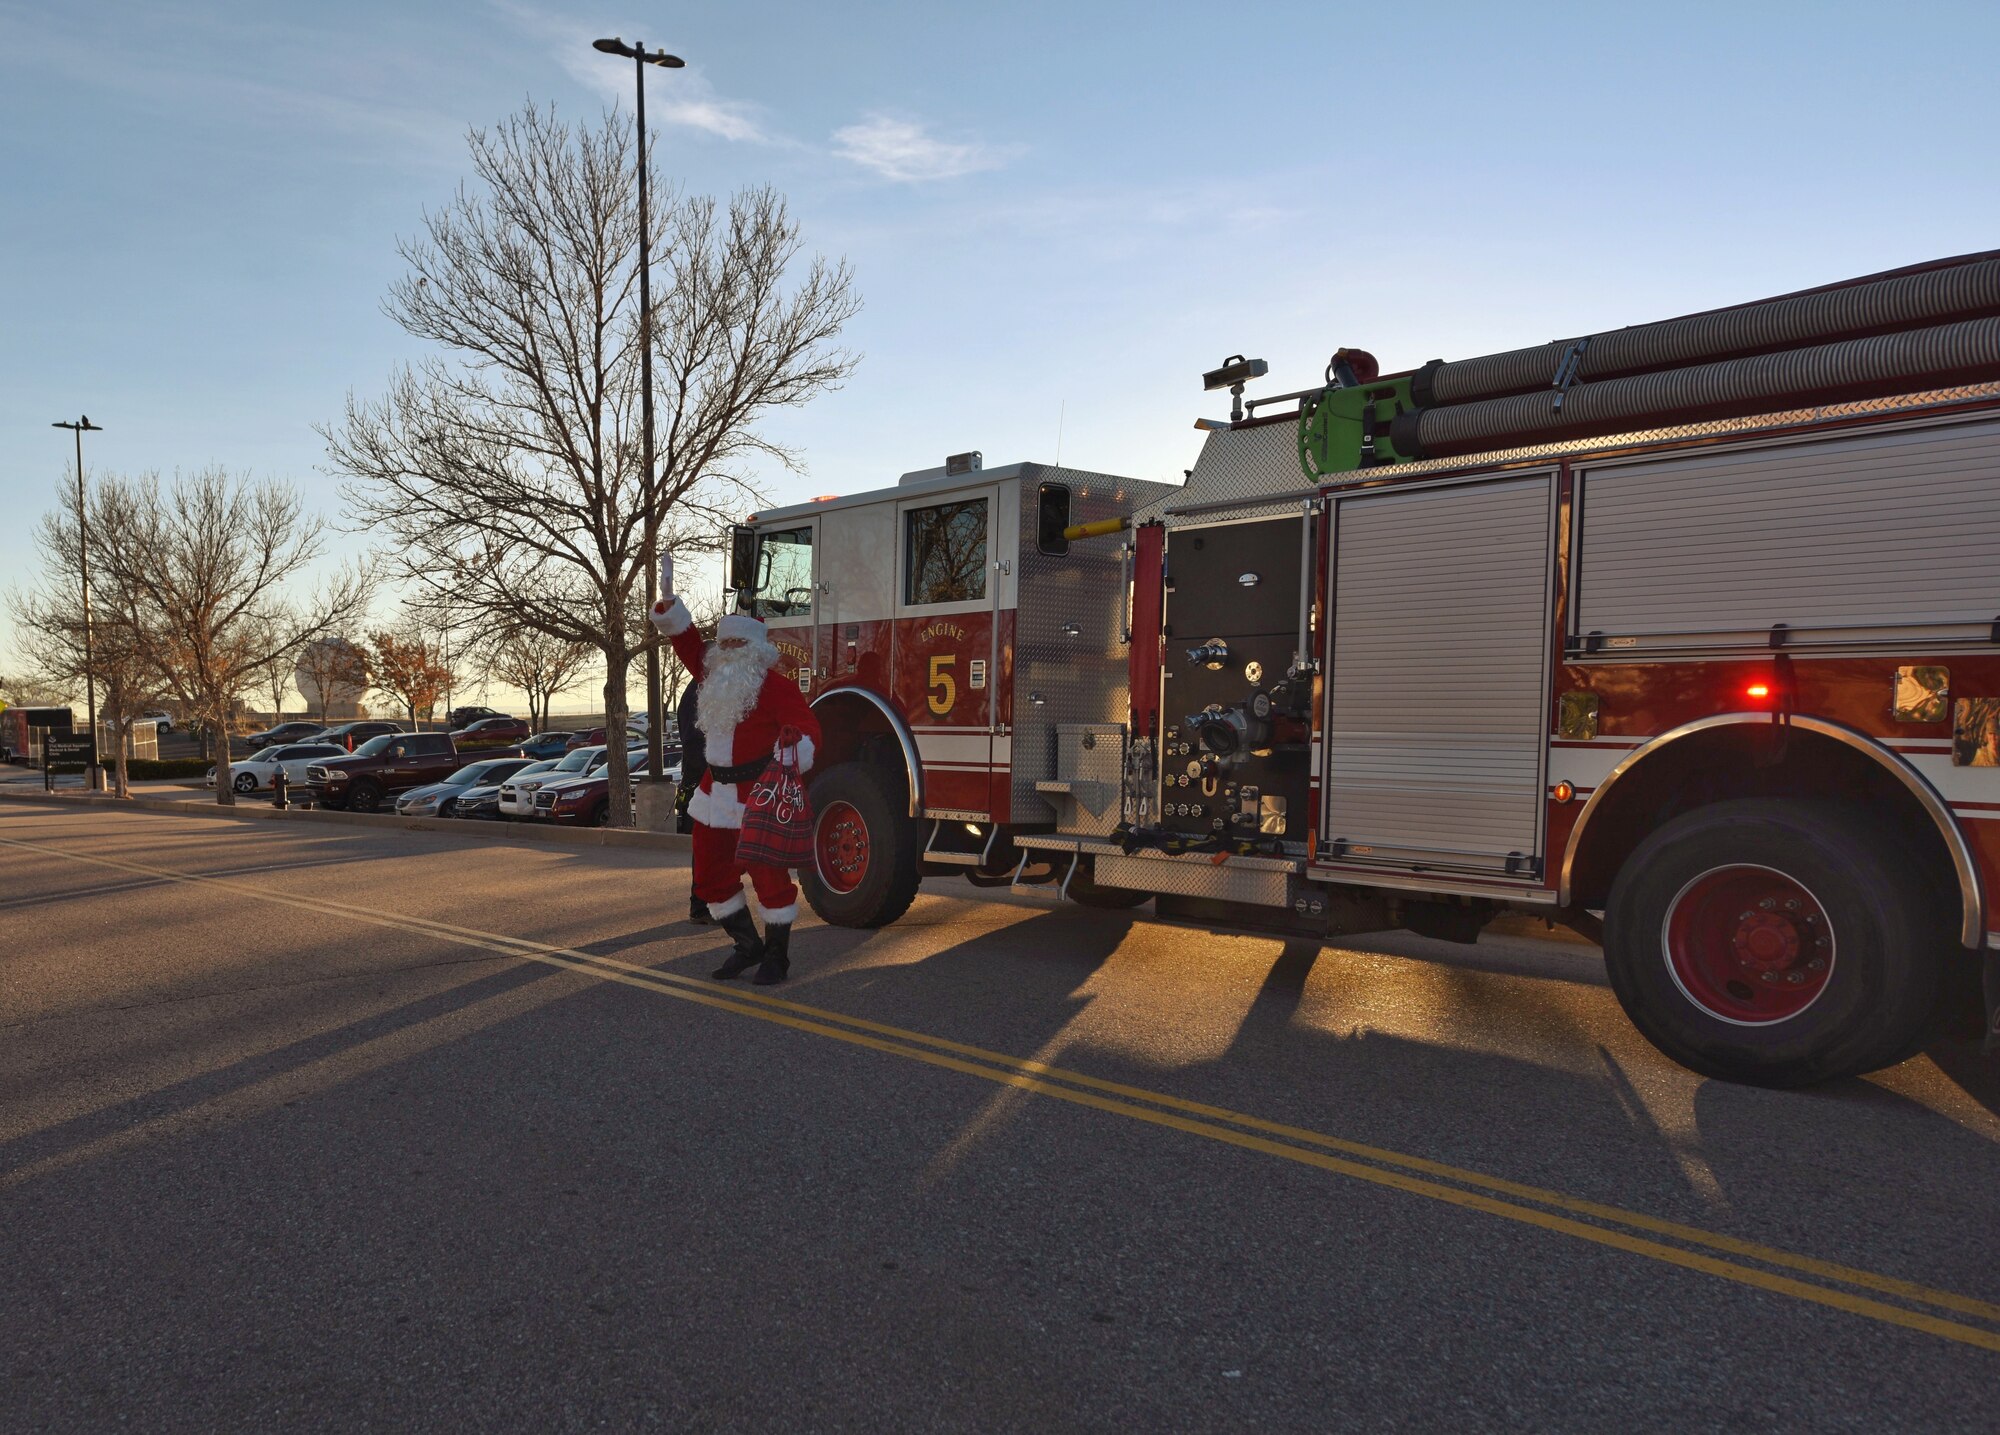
[7,826,2000,1355]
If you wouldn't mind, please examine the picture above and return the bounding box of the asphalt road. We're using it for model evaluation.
[3,798,1998,1432]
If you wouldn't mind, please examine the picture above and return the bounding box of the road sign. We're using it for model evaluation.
[22,707,74,729]
[44,732,97,772]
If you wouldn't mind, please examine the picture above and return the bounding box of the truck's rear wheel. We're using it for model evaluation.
[800,761,922,927]
[1603,799,1943,1087]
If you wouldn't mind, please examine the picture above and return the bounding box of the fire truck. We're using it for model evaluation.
[725,249,2000,1087]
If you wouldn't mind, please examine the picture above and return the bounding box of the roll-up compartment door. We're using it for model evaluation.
[1322,472,1555,874]
[1573,415,2000,653]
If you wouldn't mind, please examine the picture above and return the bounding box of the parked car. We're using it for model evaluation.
[519,731,573,760]
[394,756,536,818]
[492,757,563,819]
[445,706,509,730]
[207,741,347,794]
[307,732,473,812]
[534,753,674,827]
[244,720,328,751]
[563,718,655,752]
[449,715,532,751]
[563,727,608,752]
[140,709,178,733]
[315,720,404,752]
[621,711,679,739]
[499,744,624,818]
[451,765,541,820]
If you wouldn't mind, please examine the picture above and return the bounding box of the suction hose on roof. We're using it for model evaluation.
[1389,317,2000,459]
[1407,253,2000,410]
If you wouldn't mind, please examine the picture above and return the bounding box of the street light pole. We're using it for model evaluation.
[593,36,684,782]
[52,416,104,790]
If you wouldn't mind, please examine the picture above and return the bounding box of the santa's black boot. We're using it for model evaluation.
[752,922,792,986]
[687,890,714,925]
[712,908,765,980]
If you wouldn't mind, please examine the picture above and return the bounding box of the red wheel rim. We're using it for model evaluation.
[816,800,870,895]
[1662,864,1835,1025]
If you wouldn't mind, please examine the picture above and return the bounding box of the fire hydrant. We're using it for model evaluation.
[272,767,289,809]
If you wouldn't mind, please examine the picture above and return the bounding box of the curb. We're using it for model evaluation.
[1,788,694,853]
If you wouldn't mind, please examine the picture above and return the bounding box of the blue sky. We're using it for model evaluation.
[4,0,1998,694]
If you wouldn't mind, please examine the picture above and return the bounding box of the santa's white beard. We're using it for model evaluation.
[698,639,780,738]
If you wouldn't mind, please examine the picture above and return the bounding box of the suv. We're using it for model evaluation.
[450,715,531,750]
[446,706,508,730]
[533,750,674,826]
[316,720,404,752]
[244,720,328,751]
[308,731,471,812]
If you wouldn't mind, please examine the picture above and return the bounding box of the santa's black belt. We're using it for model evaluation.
[707,756,770,784]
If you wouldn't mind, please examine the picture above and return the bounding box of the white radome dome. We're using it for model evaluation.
[294,637,370,714]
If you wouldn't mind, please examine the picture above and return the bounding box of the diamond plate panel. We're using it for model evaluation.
[1134,421,1308,528]
[1008,465,1178,820]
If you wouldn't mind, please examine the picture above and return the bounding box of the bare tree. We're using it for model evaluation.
[249,616,301,722]
[10,472,161,797]
[91,467,372,805]
[326,102,859,825]
[475,623,594,733]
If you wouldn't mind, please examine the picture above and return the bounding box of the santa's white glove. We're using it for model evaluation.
[658,550,676,603]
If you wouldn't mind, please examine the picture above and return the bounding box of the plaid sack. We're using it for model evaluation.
[736,726,814,869]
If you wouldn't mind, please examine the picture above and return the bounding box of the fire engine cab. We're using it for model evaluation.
[726,250,2000,1087]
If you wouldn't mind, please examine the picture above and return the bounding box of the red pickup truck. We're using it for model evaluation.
[306,732,493,812]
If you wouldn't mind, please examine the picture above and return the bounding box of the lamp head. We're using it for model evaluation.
[592,37,635,57]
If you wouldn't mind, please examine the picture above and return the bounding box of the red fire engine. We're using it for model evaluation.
[725,251,2000,1086]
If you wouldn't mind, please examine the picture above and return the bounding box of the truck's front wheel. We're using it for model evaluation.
[1603,799,1943,1087]
[800,762,922,927]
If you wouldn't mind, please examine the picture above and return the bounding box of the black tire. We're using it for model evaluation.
[799,761,923,928]
[1603,799,1944,1088]
[347,779,384,814]
[1068,864,1152,910]
[232,771,258,794]
[588,799,610,828]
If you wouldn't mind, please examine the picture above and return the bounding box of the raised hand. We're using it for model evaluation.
[658,549,675,602]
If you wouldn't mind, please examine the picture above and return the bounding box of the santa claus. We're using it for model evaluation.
[650,552,821,985]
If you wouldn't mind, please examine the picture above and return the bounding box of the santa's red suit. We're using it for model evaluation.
[650,594,821,927]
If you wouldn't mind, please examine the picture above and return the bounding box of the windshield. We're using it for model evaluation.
[747,526,814,619]
[444,764,487,784]
[352,734,395,757]
[555,747,597,773]
[514,760,558,778]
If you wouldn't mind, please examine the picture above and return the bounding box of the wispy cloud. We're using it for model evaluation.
[830,114,1019,183]
[496,0,782,145]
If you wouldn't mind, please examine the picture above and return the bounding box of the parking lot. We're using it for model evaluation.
[3,796,1997,1431]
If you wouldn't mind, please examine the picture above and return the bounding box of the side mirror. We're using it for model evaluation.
[1036,482,1072,556]
[729,525,757,591]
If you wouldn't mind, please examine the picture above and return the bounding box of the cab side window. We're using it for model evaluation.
[903,499,988,605]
